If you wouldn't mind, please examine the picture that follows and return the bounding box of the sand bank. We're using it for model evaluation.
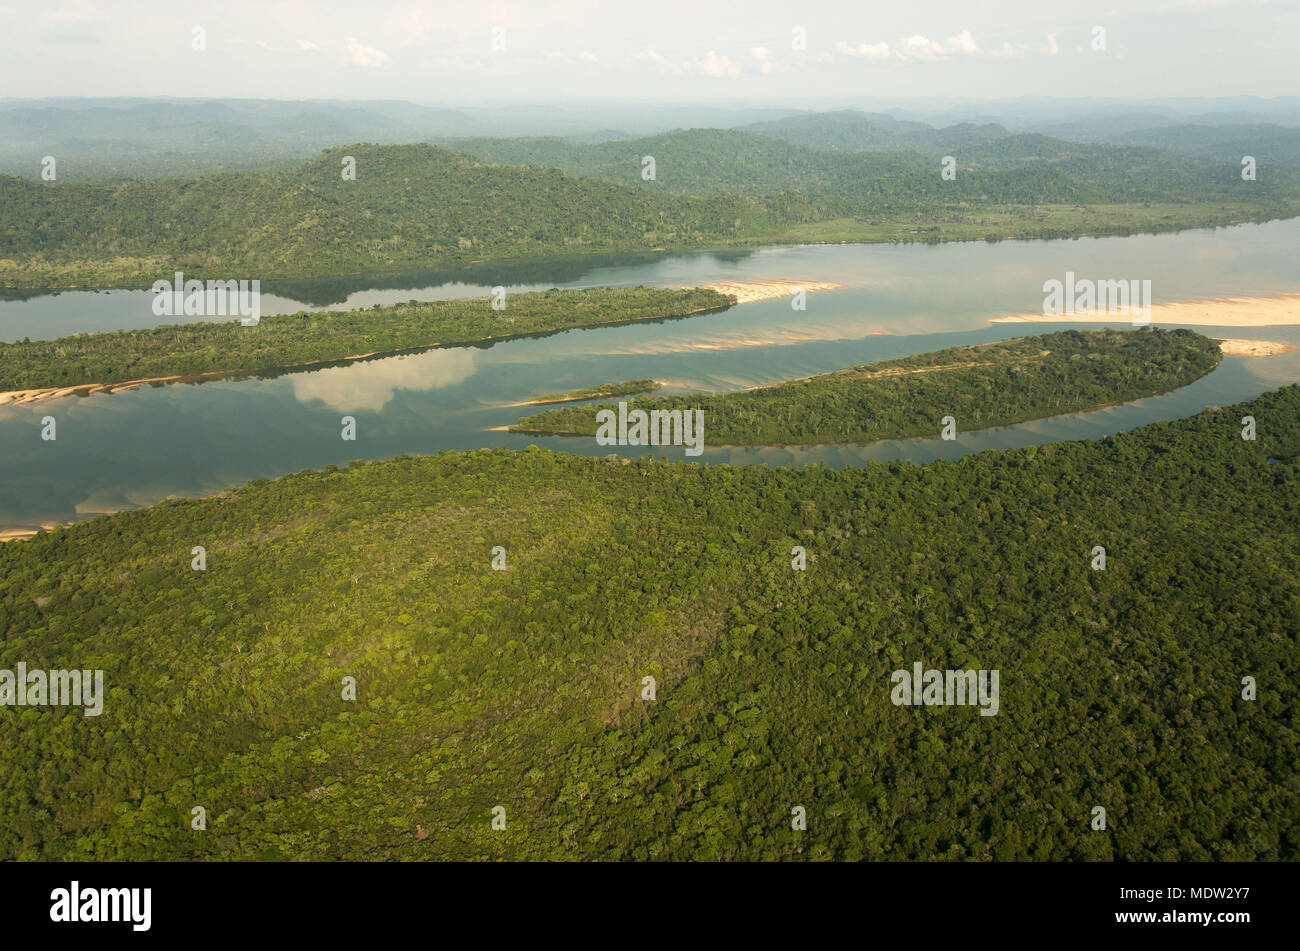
[1216,338,1296,357]
[687,279,844,304]
[505,380,668,408]
[990,293,1300,328]
[0,524,59,543]
[0,377,179,406]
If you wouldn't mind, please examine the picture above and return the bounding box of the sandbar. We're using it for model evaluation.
[685,279,844,304]
[990,293,1300,328]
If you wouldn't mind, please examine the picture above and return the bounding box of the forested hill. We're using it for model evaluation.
[441,126,1294,198]
[2,384,1296,860]
[3,138,1297,289]
[513,328,1223,445]
[739,108,1300,167]
[0,144,782,287]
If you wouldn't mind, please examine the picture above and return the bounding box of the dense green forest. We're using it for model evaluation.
[529,379,662,404]
[0,287,728,393]
[445,126,1300,200]
[514,329,1223,445]
[1,383,1296,860]
[0,144,786,288]
[739,109,1300,167]
[2,137,1296,289]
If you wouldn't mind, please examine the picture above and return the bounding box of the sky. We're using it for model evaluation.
[0,0,1296,104]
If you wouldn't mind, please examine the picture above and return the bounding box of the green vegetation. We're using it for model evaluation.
[2,384,1296,860]
[769,201,1294,245]
[446,126,1300,200]
[0,287,728,393]
[513,329,1223,445]
[528,379,661,405]
[3,138,1297,289]
[0,144,785,289]
[739,110,1300,172]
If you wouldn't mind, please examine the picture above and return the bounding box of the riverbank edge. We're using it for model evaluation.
[0,301,734,405]
[508,333,1228,448]
[2,203,1295,291]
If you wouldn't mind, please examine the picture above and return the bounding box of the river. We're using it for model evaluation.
[2,218,1299,533]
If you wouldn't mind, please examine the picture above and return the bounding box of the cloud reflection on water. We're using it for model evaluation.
[290,347,478,412]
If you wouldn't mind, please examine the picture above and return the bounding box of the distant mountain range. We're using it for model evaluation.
[736,109,1300,167]
[1,97,1297,181]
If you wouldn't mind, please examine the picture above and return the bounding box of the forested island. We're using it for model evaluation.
[513,329,1223,445]
[525,379,662,405]
[0,287,728,398]
[2,384,1295,860]
[2,137,1296,288]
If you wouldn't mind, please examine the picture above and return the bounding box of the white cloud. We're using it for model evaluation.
[698,49,741,78]
[297,39,319,52]
[834,40,891,59]
[948,30,977,55]
[632,48,742,77]
[1047,32,1059,55]
[895,31,979,62]
[342,38,389,69]
[749,46,789,74]
[898,35,947,61]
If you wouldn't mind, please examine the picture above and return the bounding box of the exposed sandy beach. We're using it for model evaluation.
[504,379,668,407]
[1216,338,1296,356]
[990,293,1300,328]
[0,377,176,406]
[0,302,734,406]
[0,524,58,542]
[687,279,844,304]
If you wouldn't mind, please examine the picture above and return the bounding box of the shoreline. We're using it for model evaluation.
[0,523,61,543]
[3,206,1297,292]
[504,379,669,408]
[506,383,1220,451]
[0,303,729,406]
[1215,338,1296,356]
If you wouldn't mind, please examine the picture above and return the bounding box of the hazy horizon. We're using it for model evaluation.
[1,0,1296,102]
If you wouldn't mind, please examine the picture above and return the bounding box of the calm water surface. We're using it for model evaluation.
[2,219,1299,533]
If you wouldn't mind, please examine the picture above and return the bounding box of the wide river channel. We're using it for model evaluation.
[2,218,1299,533]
